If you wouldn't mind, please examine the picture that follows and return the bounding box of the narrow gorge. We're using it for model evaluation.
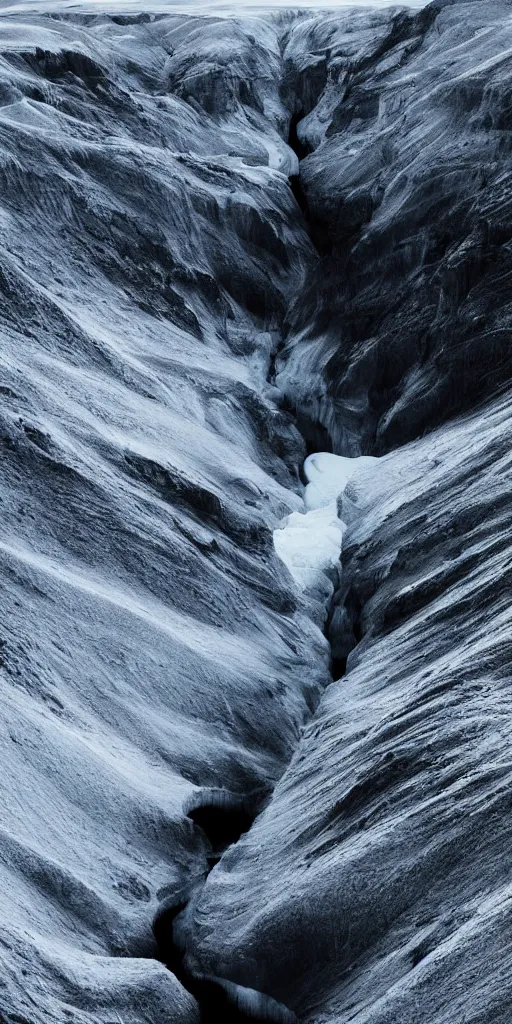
[0,3,511,1024]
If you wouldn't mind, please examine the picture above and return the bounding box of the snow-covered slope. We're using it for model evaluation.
[1,4,511,1024]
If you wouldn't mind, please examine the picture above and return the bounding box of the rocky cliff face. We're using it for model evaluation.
[0,3,511,1024]
[279,0,512,455]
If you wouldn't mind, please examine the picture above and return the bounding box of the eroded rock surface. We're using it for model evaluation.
[0,10,323,1024]
[187,394,512,1023]
[177,3,512,1023]
[1,3,511,1024]
[279,0,512,454]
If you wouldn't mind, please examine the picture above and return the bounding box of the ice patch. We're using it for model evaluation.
[273,452,379,605]
[303,452,378,511]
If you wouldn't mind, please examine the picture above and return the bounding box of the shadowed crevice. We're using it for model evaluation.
[184,787,269,854]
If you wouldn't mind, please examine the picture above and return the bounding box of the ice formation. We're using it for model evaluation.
[273,452,378,602]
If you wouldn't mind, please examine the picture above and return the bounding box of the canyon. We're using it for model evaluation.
[0,2,510,1023]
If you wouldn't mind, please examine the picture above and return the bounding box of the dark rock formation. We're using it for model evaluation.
[278,0,512,455]
[0,4,511,1024]
[186,393,512,1023]
[0,10,323,1023]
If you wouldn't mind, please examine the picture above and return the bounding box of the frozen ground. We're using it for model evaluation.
[0,3,511,1024]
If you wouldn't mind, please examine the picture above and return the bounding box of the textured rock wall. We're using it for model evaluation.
[0,11,324,1024]
[1,4,512,1024]
[278,0,512,455]
[181,4,512,1023]
[187,391,512,1023]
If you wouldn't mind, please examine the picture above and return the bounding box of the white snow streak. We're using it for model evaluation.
[273,452,378,604]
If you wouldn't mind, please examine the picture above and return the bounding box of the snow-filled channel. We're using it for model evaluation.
[274,452,378,605]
